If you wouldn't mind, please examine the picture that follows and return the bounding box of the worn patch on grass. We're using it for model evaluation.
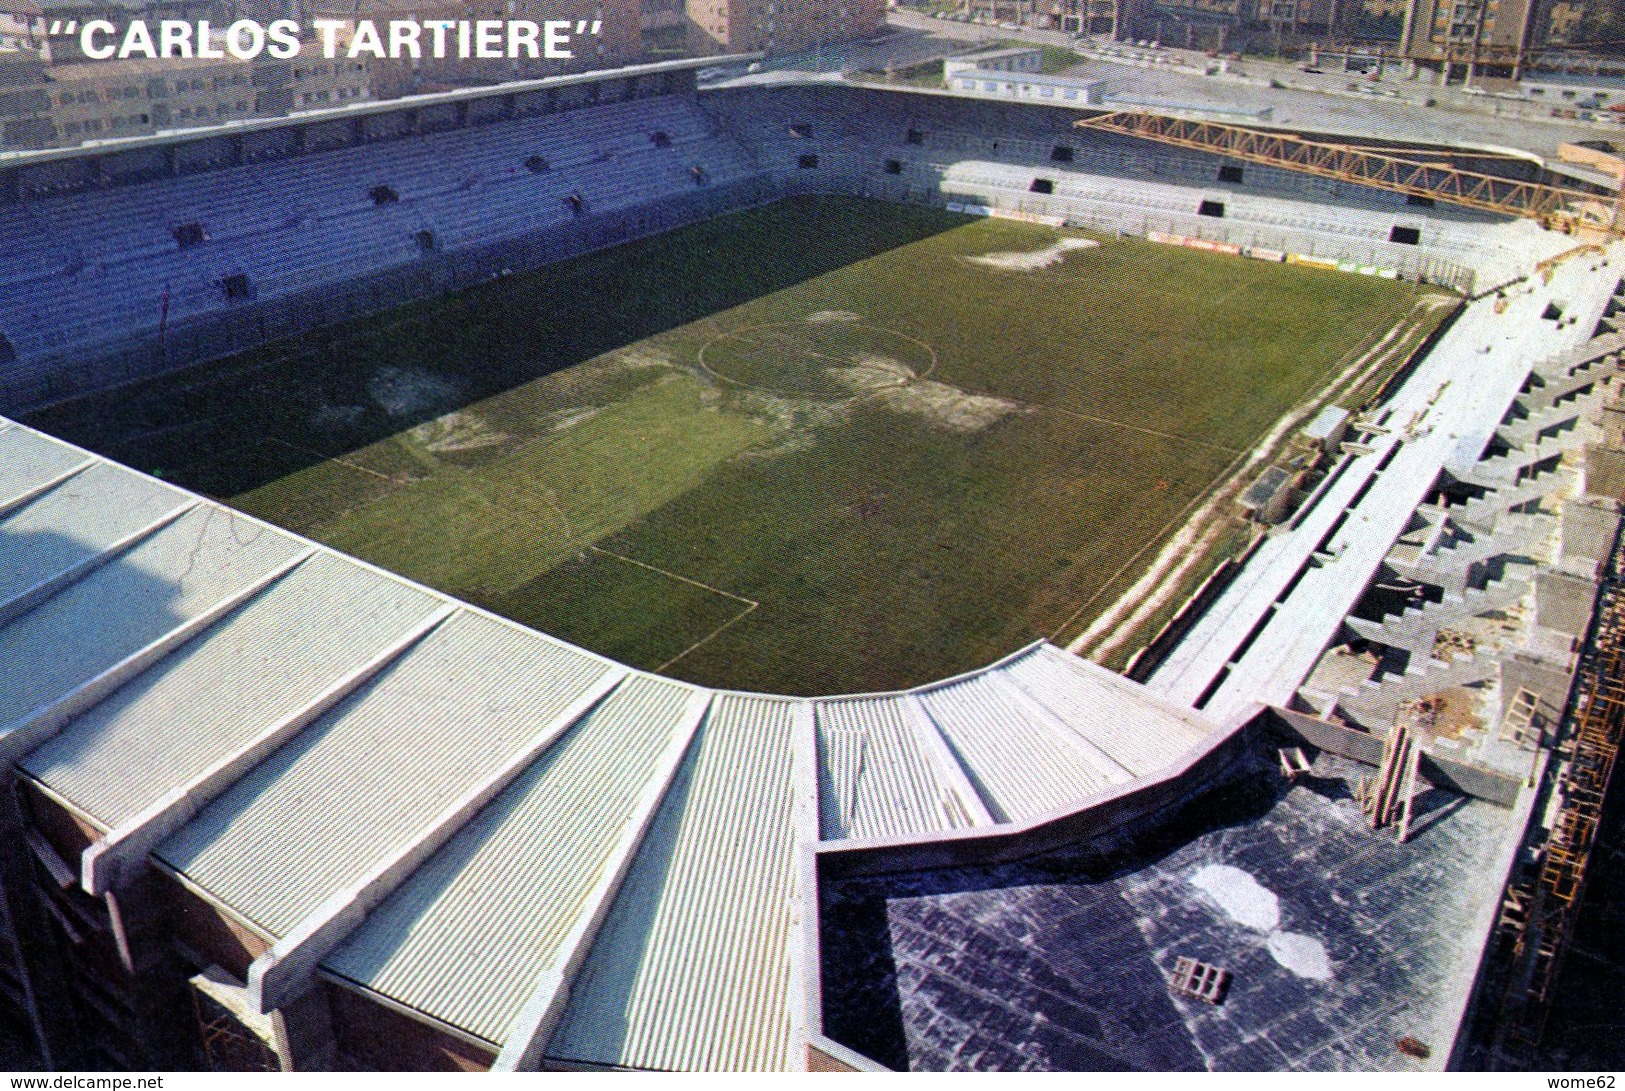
[876,379,1022,432]
[311,403,367,431]
[967,236,1098,272]
[829,357,1019,432]
[368,366,464,418]
[408,410,509,453]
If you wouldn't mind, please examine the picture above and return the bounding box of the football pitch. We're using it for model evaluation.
[32,196,1445,695]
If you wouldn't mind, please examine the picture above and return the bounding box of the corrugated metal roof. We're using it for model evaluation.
[155,610,617,936]
[546,693,802,1071]
[916,672,1122,823]
[0,420,1239,1073]
[1001,644,1213,776]
[813,697,960,841]
[0,461,187,608]
[20,549,441,829]
[0,425,88,510]
[0,505,303,734]
[323,673,700,1045]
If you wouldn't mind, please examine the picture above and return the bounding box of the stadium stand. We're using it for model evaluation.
[0,72,1581,411]
[2,61,1623,1073]
[0,417,1226,1071]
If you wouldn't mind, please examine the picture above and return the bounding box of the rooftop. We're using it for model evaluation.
[819,746,1516,1071]
[0,416,1224,1069]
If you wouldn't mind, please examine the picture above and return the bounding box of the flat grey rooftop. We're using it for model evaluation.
[820,749,1513,1072]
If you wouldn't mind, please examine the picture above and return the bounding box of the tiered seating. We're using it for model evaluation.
[702,84,1551,293]
[0,94,761,400]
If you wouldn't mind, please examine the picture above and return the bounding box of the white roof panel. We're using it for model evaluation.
[917,671,1122,823]
[813,697,958,840]
[156,610,618,936]
[0,505,304,734]
[324,673,700,1045]
[0,460,188,607]
[0,425,88,509]
[1001,645,1215,776]
[21,549,441,828]
[547,693,802,1071]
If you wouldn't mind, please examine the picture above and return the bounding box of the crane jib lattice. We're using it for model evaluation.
[1073,111,1625,236]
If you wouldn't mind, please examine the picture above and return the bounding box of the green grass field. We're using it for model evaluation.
[31,196,1438,695]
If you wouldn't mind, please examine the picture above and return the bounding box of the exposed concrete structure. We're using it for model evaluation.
[0,66,1620,1073]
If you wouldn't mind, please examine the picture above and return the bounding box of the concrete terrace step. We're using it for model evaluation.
[1444,469,1571,532]
[1450,428,1592,489]
[1497,395,1599,446]
[1336,648,1501,732]
[1527,330,1625,382]
[1389,527,1538,594]
[1520,361,1613,414]
[1346,571,1532,654]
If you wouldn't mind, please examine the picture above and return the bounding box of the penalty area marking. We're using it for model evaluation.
[585,544,761,674]
[267,436,411,485]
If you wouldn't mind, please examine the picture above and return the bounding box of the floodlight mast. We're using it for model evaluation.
[1073,110,1625,238]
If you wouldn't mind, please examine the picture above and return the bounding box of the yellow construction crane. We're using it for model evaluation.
[1074,110,1625,237]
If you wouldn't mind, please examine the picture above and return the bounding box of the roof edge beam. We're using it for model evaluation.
[986,670,1140,782]
[493,687,714,1072]
[0,459,93,520]
[784,700,819,1073]
[80,600,459,896]
[0,499,198,631]
[246,665,632,1015]
[900,694,996,829]
[0,546,316,771]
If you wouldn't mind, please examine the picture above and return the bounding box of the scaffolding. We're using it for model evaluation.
[1487,517,1625,1065]
[190,970,279,1073]
[1356,711,1424,842]
[1073,111,1625,236]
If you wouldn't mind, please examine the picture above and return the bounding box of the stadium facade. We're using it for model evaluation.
[0,56,1620,1071]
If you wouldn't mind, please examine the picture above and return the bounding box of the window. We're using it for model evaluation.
[524,155,550,174]
[1406,193,1435,207]
[369,184,399,206]
[172,222,208,248]
[1169,957,1230,1005]
[415,229,437,253]
[1051,145,1074,163]
[1389,224,1421,245]
[906,128,924,145]
[797,153,819,169]
[1198,199,1225,217]
[884,159,902,174]
[221,273,252,300]
[1218,164,1244,183]
[1029,177,1054,194]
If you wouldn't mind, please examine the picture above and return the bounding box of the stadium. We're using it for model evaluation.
[0,51,1621,1073]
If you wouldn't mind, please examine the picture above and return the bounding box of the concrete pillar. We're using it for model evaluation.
[272,988,337,1072]
[104,882,206,1070]
[0,785,84,1070]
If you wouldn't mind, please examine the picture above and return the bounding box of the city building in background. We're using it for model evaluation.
[685,0,884,56]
